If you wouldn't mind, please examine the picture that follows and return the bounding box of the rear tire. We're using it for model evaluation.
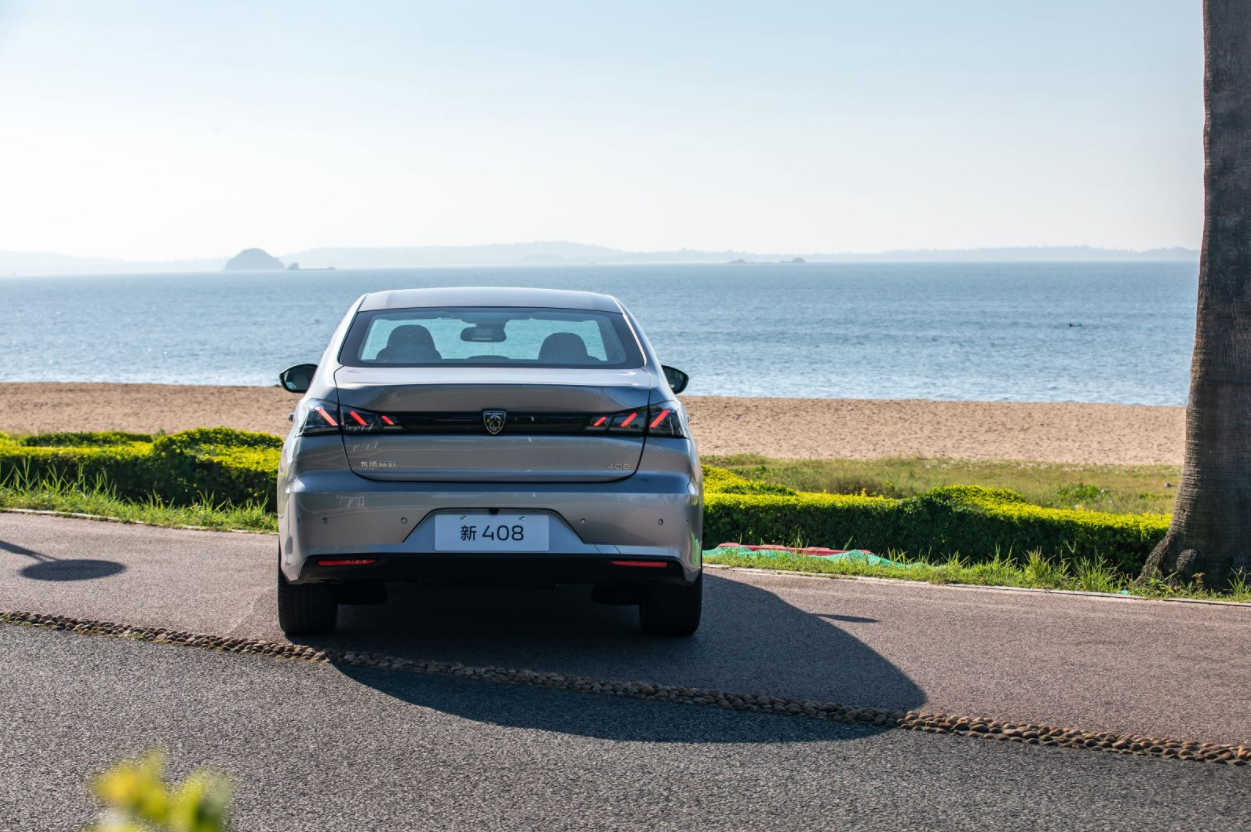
[278,562,338,636]
[639,572,702,636]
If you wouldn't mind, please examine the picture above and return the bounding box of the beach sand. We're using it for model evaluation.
[0,383,1184,465]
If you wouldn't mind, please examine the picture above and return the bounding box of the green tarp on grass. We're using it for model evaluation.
[704,545,915,568]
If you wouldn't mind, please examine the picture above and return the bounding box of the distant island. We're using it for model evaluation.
[0,242,1201,276]
[223,248,284,271]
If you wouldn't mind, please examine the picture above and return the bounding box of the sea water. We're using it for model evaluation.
[0,262,1197,405]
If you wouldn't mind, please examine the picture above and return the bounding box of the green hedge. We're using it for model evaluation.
[0,428,281,511]
[704,467,1169,573]
[148,429,281,510]
[0,431,1169,570]
[0,432,157,501]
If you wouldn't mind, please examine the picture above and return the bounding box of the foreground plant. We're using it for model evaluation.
[84,751,231,832]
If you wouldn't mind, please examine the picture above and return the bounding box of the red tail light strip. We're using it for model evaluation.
[318,558,377,567]
[314,406,338,427]
[592,416,607,427]
[648,408,672,429]
[610,559,669,568]
[381,415,396,426]
[620,412,638,427]
[347,410,368,426]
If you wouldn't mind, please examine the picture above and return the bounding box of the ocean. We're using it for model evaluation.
[1,262,1198,406]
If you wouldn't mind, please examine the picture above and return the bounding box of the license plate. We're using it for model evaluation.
[433,513,550,552]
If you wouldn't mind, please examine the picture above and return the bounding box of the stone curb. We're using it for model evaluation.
[3,610,1247,766]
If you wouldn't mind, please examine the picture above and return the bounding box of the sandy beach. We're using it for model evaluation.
[0,383,1184,465]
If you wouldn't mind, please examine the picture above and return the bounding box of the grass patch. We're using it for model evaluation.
[705,454,1181,515]
[0,467,276,533]
[2,468,1243,603]
[703,548,1251,604]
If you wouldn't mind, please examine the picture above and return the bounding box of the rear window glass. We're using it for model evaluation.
[339,307,645,368]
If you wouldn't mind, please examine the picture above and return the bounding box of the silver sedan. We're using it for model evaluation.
[276,287,703,637]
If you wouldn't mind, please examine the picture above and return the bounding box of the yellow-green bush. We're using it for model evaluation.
[0,428,281,511]
[703,465,1169,572]
[0,432,157,500]
[0,438,1168,570]
[150,428,281,510]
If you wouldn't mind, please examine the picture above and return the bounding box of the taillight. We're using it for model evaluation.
[299,398,341,436]
[646,402,685,437]
[298,400,400,436]
[584,402,685,438]
[341,406,384,433]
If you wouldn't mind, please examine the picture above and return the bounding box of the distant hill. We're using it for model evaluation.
[0,251,223,276]
[281,242,622,269]
[281,243,1201,268]
[223,248,284,271]
[0,242,1199,276]
[807,246,1201,263]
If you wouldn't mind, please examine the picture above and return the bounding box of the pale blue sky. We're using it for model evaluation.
[0,0,1203,260]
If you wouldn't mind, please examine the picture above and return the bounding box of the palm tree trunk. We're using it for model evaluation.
[1141,0,1251,587]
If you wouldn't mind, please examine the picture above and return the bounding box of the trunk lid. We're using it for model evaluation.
[333,365,652,482]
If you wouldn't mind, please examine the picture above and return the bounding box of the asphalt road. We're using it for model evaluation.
[2,513,1248,744]
[3,625,1249,832]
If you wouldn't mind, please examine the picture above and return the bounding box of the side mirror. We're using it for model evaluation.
[662,365,690,395]
[279,363,318,394]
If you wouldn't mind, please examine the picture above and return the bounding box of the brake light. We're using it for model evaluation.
[318,557,377,567]
[342,407,387,433]
[584,402,686,437]
[298,400,399,436]
[300,398,342,435]
[645,402,685,437]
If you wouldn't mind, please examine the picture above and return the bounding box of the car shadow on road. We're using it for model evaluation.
[339,659,889,744]
[315,571,924,741]
[0,538,126,582]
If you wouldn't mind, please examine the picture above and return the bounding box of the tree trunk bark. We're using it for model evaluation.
[1141,0,1251,588]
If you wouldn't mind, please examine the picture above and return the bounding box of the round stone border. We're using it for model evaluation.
[3,609,1248,767]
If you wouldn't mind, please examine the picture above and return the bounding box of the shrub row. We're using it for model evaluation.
[0,430,1169,570]
[704,467,1169,573]
[0,428,282,511]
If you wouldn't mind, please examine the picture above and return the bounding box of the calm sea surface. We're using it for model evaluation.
[1,263,1198,406]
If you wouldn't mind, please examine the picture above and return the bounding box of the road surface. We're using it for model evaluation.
[0,512,1248,830]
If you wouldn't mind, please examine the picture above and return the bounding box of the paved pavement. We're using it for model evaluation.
[2,512,1249,744]
[3,625,1249,832]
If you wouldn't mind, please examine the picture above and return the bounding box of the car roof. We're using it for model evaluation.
[357,287,624,313]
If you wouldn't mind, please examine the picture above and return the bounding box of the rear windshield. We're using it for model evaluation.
[339,307,645,369]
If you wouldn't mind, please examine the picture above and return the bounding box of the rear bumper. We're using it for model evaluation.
[296,553,694,586]
[278,469,703,584]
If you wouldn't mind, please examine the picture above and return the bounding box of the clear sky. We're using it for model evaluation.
[0,0,1203,260]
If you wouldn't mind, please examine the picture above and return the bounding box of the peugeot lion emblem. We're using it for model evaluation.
[483,409,507,435]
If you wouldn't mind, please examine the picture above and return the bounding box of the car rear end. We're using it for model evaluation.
[276,288,703,635]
